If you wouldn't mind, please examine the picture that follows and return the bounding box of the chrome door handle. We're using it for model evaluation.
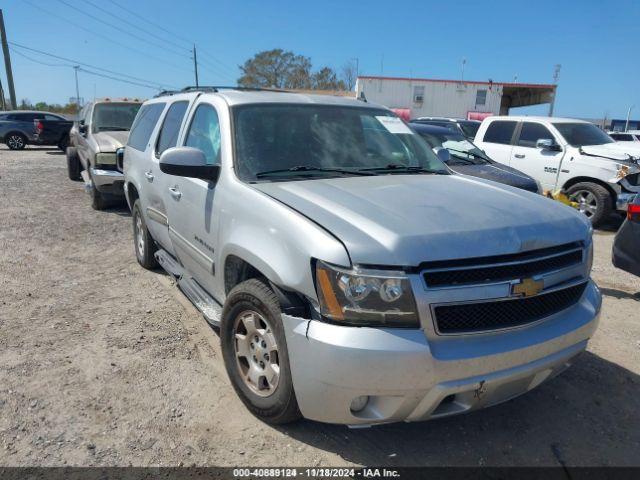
[168,186,182,200]
[144,171,154,182]
[514,154,525,159]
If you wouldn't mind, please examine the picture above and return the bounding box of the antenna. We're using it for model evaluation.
[461,57,466,82]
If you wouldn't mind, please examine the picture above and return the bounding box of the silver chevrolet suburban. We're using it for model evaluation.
[123,87,601,426]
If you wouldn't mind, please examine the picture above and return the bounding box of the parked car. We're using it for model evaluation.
[474,116,640,227]
[0,110,72,150]
[612,195,640,277]
[124,87,600,426]
[409,123,540,193]
[66,98,142,210]
[412,117,481,140]
[608,130,640,143]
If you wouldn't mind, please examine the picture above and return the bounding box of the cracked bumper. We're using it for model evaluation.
[90,168,125,195]
[283,281,601,425]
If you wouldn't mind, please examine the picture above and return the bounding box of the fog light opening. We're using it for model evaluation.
[350,395,369,413]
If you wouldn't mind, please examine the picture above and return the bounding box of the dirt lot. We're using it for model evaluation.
[1,146,639,467]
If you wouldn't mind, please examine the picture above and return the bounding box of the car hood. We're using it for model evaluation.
[447,162,538,192]
[253,175,589,266]
[94,131,129,152]
[581,143,640,161]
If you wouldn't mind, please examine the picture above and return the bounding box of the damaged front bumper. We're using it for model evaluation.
[282,280,601,426]
[89,167,125,195]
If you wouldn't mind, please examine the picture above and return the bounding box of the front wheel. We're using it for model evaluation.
[221,279,301,424]
[566,182,612,228]
[6,133,26,150]
[132,199,158,269]
[66,146,82,181]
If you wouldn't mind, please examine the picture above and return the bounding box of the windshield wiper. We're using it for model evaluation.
[446,149,490,163]
[255,165,376,178]
[358,163,445,174]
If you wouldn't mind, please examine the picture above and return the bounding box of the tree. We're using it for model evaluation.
[238,49,347,91]
[312,67,346,91]
[238,49,312,89]
[341,59,358,91]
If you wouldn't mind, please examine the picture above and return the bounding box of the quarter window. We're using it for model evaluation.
[483,121,517,145]
[127,103,165,152]
[517,122,554,148]
[156,101,189,157]
[184,104,221,165]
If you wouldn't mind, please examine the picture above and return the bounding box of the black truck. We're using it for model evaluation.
[0,110,73,151]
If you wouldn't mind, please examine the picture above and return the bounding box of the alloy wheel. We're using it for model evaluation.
[7,135,24,149]
[135,213,145,257]
[570,189,598,218]
[233,310,280,397]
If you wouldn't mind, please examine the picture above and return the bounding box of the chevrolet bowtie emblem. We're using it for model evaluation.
[512,278,544,297]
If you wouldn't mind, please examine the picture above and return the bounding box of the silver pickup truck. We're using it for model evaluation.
[123,87,601,426]
[66,98,141,209]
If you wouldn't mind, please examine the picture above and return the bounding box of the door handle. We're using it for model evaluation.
[514,154,525,159]
[144,170,154,182]
[168,186,182,200]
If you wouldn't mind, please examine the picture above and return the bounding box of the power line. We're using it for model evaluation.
[10,47,73,68]
[23,0,190,75]
[9,41,178,90]
[56,0,189,59]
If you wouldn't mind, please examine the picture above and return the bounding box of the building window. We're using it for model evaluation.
[413,86,424,104]
[475,89,487,106]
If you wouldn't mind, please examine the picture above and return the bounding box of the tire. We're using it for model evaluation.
[6,132,27,150]
[221,279,301,424]
[90,179,109,211]
[132,199,158,269]
[66,147,82,181]
[566,182,613,228]
[58,135,69,151]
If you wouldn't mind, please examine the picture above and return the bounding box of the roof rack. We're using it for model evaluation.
[154,86,289,97]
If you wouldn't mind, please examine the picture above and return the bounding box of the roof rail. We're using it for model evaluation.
[153,86,290,97]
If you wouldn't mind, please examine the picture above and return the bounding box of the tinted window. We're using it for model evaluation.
[459,121,480,138]
[156,101,189,157]
[127,103,165,151]
[12,113,37,121]
[517,122,554,147]
[185,104,221,165]
[44,114,64,121]
[611,133,633,141]
[553,123,614,147]
[483,121,517,145]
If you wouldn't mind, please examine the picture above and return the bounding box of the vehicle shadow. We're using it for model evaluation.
[45,151,65,156]
[599,287,640,301]
[596,214,624,233]
[100,202,131,217]
[278,352,640,466]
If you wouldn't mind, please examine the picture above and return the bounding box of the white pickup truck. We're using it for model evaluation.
[474,116,640,226]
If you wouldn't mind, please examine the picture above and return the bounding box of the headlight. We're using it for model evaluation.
[95,152,117,165]
[315,261,419,327]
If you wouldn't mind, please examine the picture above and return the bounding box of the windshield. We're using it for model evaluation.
[92,103,141,133]
[417,130,490,165]
[233,105,448,181]
[553,122,614,147]
[459,121,480,138]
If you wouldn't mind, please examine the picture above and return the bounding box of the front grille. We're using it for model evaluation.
[422,243,582,288]
[433,282,587,334]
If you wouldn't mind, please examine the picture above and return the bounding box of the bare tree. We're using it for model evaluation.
[341,59,358,91]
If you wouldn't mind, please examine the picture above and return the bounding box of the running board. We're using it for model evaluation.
[155,249,222,327]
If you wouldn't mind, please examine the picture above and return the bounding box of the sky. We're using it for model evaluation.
[1,0,638,119]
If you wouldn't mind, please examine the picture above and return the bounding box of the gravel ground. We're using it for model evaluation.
[1,146,639,467]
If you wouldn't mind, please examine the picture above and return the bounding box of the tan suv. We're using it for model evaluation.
[66,98,142,209]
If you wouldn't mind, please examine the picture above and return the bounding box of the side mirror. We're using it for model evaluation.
[536,138,561,151]
[79,123,87,135]
[159,147,220,182]
[433,146,451,163]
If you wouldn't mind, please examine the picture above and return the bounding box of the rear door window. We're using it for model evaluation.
[156,101,189,157]
[517,122,555,147]
[482,121,517,145]
[127,103,166,152]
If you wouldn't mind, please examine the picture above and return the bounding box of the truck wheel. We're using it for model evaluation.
[132,200,158,269]
[221,279,301,424]
[90,176,109,211]
[66,147,82,181]
[566,182,612,228]
[6,133,26,150]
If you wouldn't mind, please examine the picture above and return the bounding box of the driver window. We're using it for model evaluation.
[518,122,554,148]
[184,104,221,165]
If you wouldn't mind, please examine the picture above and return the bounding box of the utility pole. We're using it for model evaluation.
[73,66,81,114]
[0,76,5,110]
[0,9,16,110]
[193,44,199,87]
[461,57,466,83]
[548,64,561,117]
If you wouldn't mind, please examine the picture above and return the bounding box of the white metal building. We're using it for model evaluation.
[355,75,557,120]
